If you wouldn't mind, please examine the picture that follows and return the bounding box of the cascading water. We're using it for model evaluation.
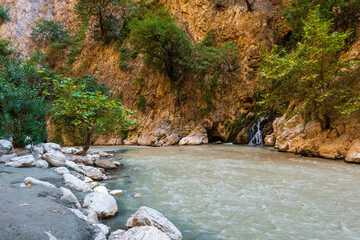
[248,116,268,145]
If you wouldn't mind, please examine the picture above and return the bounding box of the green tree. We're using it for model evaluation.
[51,75,138,154]
[283,0,360,45]
[0,6,10,24]
[75,0,124,43]
[0,57,48,148]
[129,8,192,82]
[259,7,355,126]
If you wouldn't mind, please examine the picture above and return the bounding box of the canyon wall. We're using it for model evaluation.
[1,0,360,162]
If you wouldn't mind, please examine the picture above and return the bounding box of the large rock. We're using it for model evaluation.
[131,206,182,240]
[94,186,109,194]
[179,125,208,146]
[43,143,62,153]
[93,224,110,240]
[54,167,70,175]
[109,226,170,240]
[264,134,275,146]
[63,173,92,192]
[65,160,84,174]
[82,166,103,180]
[62,147,81,155]
[60,187,81,208]
[35,160,49,168]
[83,192,118,218]
[5,155,36,168]
[70,209,99,224]
[42,152,66,167]
[23,177,56,188]
[94,159,117,169]
[0,153,17,163]
[0,140,12,155]
[345,139,360,163]
[67,155,94,165]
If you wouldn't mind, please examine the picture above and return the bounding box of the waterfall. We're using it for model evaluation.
[248,116,268,146]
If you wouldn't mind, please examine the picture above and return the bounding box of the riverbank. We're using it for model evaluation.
[0,141,182,240]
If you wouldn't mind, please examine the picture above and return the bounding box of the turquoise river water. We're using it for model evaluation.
[96,145,360,240]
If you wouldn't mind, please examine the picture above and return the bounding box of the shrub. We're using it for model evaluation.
[137,95,146,113]
[0,57,48,148]
[0,6,10,24]
[0,39,12,56]
[31,19,71,47]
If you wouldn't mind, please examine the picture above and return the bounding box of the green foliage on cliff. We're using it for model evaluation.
[31,20,71,47]
[0,6,10,24]
[129,8,192,82]
[68,20,89,65]
[137,94,146,113]
[31,19,73,68]
[195,31,241,111]
[283,0,360,45]
[0,39,13,56]
[259,7,356,123]
[0,57,48,148]
[75,0,125,43]
[50,74,138,153]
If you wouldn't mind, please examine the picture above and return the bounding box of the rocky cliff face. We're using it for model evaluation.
[59,0,279,146]
[1,0,359,161]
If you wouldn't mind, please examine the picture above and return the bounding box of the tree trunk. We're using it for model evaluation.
[245,0,254,12]
[81,134,92,155]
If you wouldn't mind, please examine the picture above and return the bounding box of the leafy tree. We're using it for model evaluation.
[0,57,48,148]
[283,0,360,45]
[75,0,125,43]
[50,75,138,154]
[0,6,10,24]
[129,8,193,82]
[259,7,355,126]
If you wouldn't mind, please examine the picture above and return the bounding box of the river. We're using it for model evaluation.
[98,144,360,240]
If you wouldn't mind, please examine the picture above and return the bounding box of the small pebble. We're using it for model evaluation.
[133,193,142,198]
[110,190,124,195]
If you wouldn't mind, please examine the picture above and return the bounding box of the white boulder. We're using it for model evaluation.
[83,192,118,218]
[42,152,66,167]
[23,177,56,188]
[82,166,103,180]
[65,160,84,174]
[60,187,81,208]
[132,206,182,240]
[63,173,92,192]
[179,125,208,146]
[94,186,109,194]
[43,143,62,153]
[54,167,70,175]
[0,140,12,155]
[35,160,49,168]
[109,226,170,240]
[5,155,36,168]
[0,153,17,163]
